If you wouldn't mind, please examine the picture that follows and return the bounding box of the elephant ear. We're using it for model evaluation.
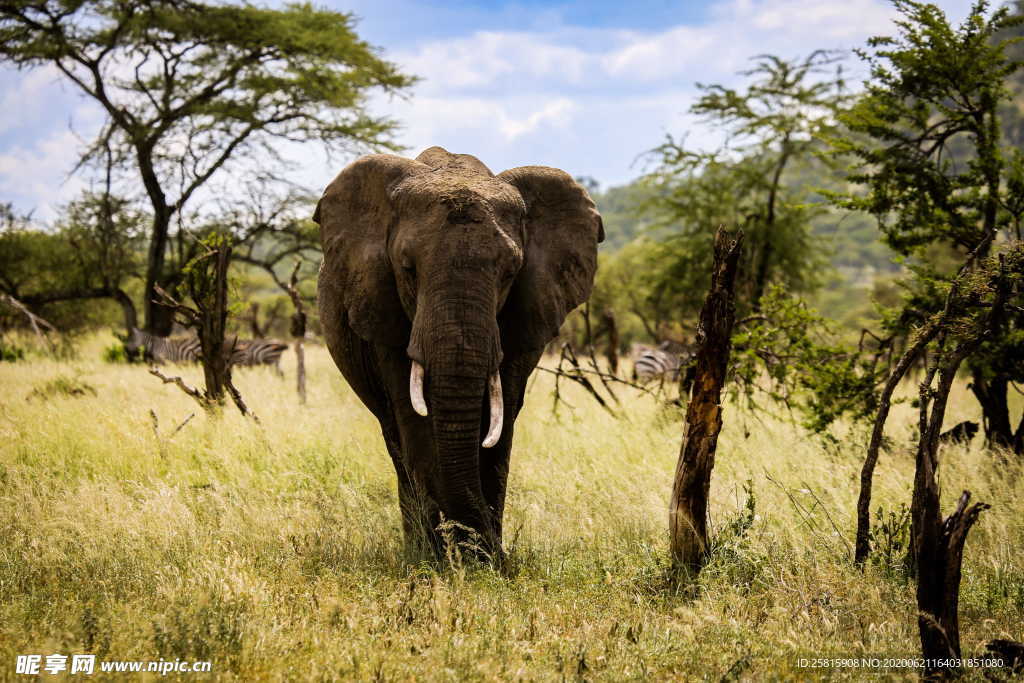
[497,166,605,354]
[314,154,426,346]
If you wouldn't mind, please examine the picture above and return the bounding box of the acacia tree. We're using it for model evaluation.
[641,51,848,317]
[0,0,413,334]
[150,232,254,418]
[0,192,144,333]
[831,0,1024,453]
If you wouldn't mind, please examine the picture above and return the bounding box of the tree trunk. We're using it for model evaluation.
[670,227,743,576]
[144,209,177,336]
[912,346,970,675]
[853,232,996,566]
[147,286,178,335]
[910,252,1011,675]
[111,288,137,337]
[290,307,307,405]
[602,308,619,376]
[751,137,791,311]
[855,325,941,566]
[969,370,1016,451]
[151,239,254,419]
[914,490,988,676]
[285,263,307,404]
[294,335,306,405]
[196,244,232,404]
[248,302,265,338]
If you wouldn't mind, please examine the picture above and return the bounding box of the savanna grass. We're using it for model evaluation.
[1,334,1021,680]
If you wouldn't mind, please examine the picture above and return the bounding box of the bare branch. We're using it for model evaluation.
[1,293,57,337]
[148,366,207,408]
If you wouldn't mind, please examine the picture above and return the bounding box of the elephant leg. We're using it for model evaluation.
[480,441,512,543]
[399,467,442,558]
[479,351,541,551]
[382,426,441,558]
[373,345,449,559]
[323,323,442,555]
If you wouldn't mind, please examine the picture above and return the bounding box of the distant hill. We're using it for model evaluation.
[590,182,658,251]
[590,176,900,278]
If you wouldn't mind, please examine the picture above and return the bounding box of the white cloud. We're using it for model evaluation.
[601,26,716,82]
[721,0,897,37]
[0,128,88,220]
[499,98,576,140]
[380,0,975,186]
[0,66,64,135]
[0,96,102,220]
[397,30,602,97]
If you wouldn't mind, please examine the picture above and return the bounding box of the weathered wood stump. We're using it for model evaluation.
[669,227,743,576]
[986,639,1024,674]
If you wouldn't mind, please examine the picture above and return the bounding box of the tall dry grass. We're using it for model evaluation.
[0,334,1021,680]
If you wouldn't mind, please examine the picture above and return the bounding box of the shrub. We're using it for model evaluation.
[0,342,25,362]
[28,374,98,401]
[103,342,128,363]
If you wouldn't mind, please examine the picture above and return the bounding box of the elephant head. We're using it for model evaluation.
[315,146,603,551]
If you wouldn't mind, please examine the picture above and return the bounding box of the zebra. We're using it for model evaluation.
[126,328,286,373]
[228,339,289,375]
[632,346,682,384]
[631,341,696,393]
[126,327,202,364]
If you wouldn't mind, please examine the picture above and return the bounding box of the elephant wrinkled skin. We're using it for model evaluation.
[315,146,603,558]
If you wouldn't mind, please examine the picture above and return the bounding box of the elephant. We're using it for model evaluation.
[315,146,604,559]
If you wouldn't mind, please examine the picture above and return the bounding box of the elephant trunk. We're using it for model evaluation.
[409,360,503,449]
[430,372,494,545]
[409,293,503,553]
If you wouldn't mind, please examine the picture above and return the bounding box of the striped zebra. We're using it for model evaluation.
[632,346,682,384]
[127,328,286,374]
[229,339,289,375]
[631,341,696,393]
[126,327,202,364]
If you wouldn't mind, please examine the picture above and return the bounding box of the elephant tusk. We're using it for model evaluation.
[482,372,503,448]
[409,360,428,416]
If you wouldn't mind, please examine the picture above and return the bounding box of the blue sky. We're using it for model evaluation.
[341,0,713,41]
[0,0,973,221]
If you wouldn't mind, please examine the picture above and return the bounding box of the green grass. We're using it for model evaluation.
[1,335,1022,680]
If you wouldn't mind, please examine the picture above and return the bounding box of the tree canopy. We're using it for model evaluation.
[829,0,1024,451]
[0,0,415,334]
[590,52,849,345]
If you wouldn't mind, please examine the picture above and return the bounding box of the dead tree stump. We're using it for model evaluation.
[152,236,255,419]
[196,243,232,403]
[670,227,743,575]
[285,262,307,404]
[986,640,1024,673]
[602,308,619,376]
[908,251,1012,676]
[912,348,990,677]
[915,488,988,674]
